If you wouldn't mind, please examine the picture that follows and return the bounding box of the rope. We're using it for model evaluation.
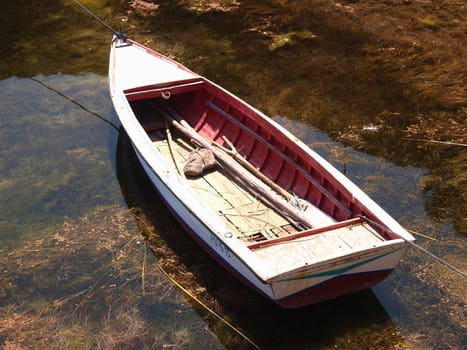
[164,120,184,176]
[142,242,147,294]
[157,264,261,349]
[407,229,438,241]
[404,138,467,147]
[70,0,126,38]
[31,78,120,131]
[361,216,467,278]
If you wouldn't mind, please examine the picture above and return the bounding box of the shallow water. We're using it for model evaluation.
[0,1,465,349]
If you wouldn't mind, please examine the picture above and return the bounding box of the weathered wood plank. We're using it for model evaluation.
[248,217,363,250]
[252,222,387,272]
[152,135,292,237]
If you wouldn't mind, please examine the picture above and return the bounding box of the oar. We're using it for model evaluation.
[213,136,294,202]
[154,104,317,230]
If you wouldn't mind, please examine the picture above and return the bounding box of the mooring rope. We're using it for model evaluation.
[404,138,467,147]
[31,77,120,131]
[157,264,261,349]
[361,216,467,278]
[70,0,126,38]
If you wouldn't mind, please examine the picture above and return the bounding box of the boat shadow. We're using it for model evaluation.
[115,129,401,349]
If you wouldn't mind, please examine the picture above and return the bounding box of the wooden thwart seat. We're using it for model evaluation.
[247,217,367,250]
[125,78,204,101]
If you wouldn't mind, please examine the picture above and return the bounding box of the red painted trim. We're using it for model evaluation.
[205,100,352,219]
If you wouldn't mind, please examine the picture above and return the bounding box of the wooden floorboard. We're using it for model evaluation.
[152,134,296,241]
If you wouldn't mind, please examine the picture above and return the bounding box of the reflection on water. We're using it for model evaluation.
[0,74,464,350]
[0,0,465,349]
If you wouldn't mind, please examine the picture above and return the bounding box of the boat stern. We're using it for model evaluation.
[266,240,407,308]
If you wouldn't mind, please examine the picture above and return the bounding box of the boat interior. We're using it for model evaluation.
[125,78,395,257]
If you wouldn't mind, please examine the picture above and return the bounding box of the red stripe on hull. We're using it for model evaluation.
[275,270,393,308]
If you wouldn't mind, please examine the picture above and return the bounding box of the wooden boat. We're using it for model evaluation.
[109,35,415,308]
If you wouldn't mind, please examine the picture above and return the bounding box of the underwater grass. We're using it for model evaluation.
[0,206,224,349]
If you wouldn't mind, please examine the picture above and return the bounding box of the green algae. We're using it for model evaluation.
[267,30,317,51]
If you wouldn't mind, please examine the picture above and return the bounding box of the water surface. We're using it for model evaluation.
[0,1,465,349]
